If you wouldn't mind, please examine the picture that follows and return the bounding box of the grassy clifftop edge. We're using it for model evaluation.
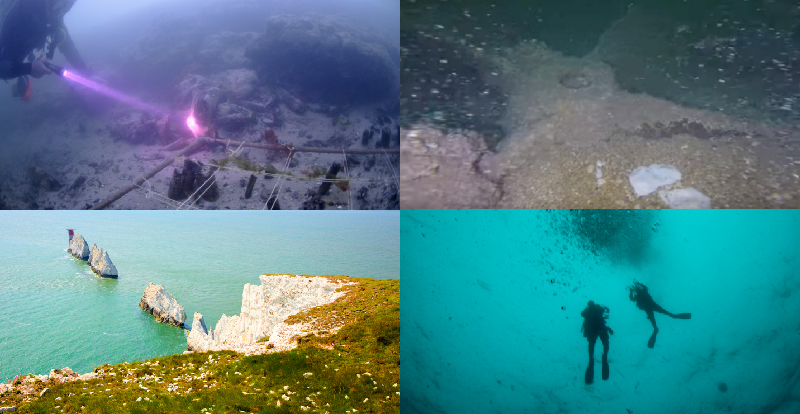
[0,277,400,414]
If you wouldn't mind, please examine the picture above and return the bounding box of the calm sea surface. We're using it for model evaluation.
[0,211,399,382]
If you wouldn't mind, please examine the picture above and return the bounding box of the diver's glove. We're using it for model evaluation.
[30,59,53,78]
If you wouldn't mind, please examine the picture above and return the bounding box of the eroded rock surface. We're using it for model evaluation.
[88,245,118,278]
[68,234,89,260]
[245,15,399,104]
[401,126,503,209]
[140,283,186,328]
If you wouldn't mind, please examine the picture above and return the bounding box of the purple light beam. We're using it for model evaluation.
[63,70,165,114]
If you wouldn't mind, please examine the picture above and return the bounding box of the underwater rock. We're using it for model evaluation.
[68,176,86,194]
[111,113,161,145]
[278,89,308,115]
[197,32,257,72]
[301,190,325,210]
[176,75,213,105]
[68,233,90,260]
[191,88,221,129]
[259,192,281,210]
[168,159,220,202]
[216,103,253,131]
[629,164,682,197]
[356,184,399,210]
[246,15,398,104]
[140,282,186,328]
[659,187,711,209]
[401,126,501,209]
[214,69,259,101]
[27,166,61,192]
[560,70,592,89]
[362,129,374,146]
[185,275,349,352]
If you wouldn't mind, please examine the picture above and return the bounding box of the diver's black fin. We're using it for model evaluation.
[585,362,594,384]
[602,355,609,380]
[675,313,691,319]
[647,331,657,348]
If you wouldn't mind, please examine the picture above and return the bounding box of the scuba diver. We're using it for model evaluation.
[0,0,91,101]
[628,280,691,348]
[581,301,613,384]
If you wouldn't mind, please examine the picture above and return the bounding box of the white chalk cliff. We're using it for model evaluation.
[140,282,186,328]
[187,274,348,352]
[68,234,90,260]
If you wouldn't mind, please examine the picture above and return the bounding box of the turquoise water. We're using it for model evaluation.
[0,211,399,383]
[401,210,800,414]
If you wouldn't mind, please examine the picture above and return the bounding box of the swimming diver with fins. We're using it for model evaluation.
[628,280,692,348]
[581,300,613,384]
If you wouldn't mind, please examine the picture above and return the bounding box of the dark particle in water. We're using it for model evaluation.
[718,382,728,392]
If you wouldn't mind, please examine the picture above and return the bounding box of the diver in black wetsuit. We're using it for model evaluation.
[628,280,691,348]
[581,301,613,384]
[0,0,90,99]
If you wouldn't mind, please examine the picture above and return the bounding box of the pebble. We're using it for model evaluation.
[659,187,711,209]
[629,164,682,197]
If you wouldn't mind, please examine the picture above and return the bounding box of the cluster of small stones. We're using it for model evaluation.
[0,367,98,403]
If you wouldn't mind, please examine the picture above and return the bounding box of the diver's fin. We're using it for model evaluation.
[647,331,657,348]
[585,362,594,384]
[602,355,609,380]
[675,313,691,319]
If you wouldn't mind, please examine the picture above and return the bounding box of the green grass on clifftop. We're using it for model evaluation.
[0,277,400,413]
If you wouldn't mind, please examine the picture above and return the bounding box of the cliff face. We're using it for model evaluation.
[68,234,90,260]
[187,274,351,353]
[139,283,186,328]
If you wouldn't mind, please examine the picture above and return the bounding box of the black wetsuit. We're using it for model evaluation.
[581,301,613,384]
[0,0,87,80]
[629,281,691,348]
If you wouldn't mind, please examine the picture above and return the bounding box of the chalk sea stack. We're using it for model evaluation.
[68,233,90,260]
[140,282,187,328]
[88,244,118,278]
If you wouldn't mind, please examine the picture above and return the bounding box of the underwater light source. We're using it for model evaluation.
[187,114,203,137]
